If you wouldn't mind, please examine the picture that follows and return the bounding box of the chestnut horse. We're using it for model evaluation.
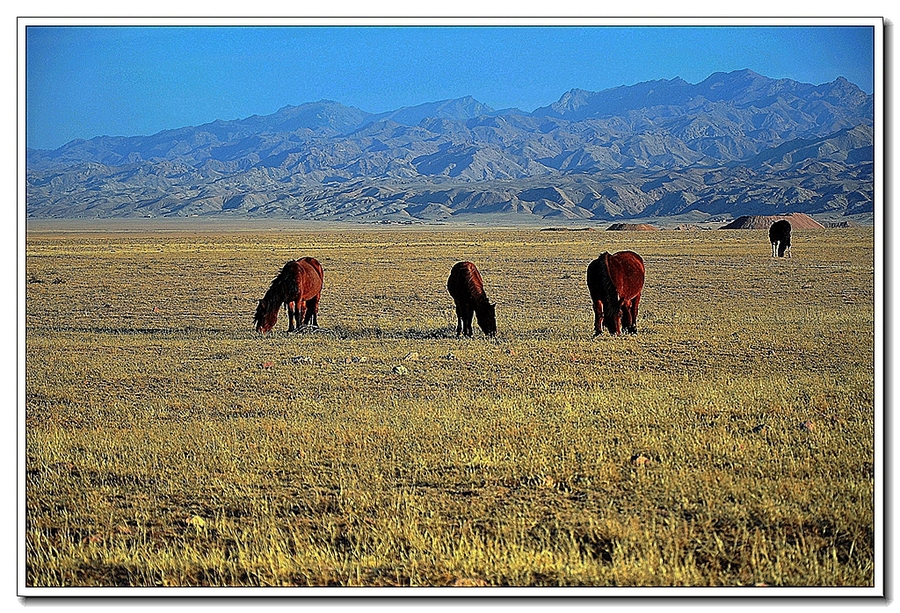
[586,251,645,336]
[447,261,497,337]
[254,257,324,333]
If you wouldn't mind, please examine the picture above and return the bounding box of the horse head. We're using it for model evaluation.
[602,310,622,335]
[254,299,278,334]
[476,303,497,337]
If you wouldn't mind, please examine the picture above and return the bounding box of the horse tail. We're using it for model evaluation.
[600,253,619,303]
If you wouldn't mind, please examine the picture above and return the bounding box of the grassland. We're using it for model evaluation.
[23,225,877,589]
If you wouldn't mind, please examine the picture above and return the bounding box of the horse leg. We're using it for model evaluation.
[620,300,633,334]
[771,242,777,258]
[464,307,475,337]
[628,294,641,334]
[296,301,306,331]
[606,303,623,335]
[294,299,303,332]
[302,298,314,327]
[454,305,464,337]
[592,299,604,337]
[286,302,296,332]
[308,295,319,327]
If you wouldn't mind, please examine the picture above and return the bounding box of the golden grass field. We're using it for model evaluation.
[23,224,877,589]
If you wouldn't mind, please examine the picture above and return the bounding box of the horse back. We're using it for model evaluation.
[589,251,644,302]
[448,261,486,304]
[298,256,324,283]
[769,220,791,243]
[607,251,645,299]
[293,258,324,300]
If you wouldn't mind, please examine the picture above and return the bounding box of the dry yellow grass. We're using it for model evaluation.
[23,225,876,589]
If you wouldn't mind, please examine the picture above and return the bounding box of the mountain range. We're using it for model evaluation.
[25,69,875,223]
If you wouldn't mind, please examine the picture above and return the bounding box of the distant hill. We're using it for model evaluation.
[720,213,826,230]
[25,69,874,222]
[607,223,659,231]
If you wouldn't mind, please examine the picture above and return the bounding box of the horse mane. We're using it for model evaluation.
[464,267,490,307]
[468,276,495,333]
[261,261,300,313]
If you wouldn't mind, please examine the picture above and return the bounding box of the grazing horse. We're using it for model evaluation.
[586,251,645,336]
[447,261,497,337]
[769,219,792,258]
[254,257,324,333]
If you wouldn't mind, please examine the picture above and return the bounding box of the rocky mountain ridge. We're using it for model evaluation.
[26,69,874,222]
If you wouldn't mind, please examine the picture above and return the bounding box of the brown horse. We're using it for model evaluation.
[254,257,324,333]
[586,251,645,336]
[447,261,497,337]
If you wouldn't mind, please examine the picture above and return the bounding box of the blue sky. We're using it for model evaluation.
[25,23,876,150]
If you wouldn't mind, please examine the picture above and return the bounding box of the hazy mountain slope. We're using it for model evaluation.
[25,69,875,221]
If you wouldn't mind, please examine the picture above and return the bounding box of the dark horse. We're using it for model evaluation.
[254,257,324,333]
[447,261,497,337]
[587,251,645,336]
[769,219,792,258]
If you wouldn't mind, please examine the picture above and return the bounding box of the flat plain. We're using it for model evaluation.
[23,225,877,588]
